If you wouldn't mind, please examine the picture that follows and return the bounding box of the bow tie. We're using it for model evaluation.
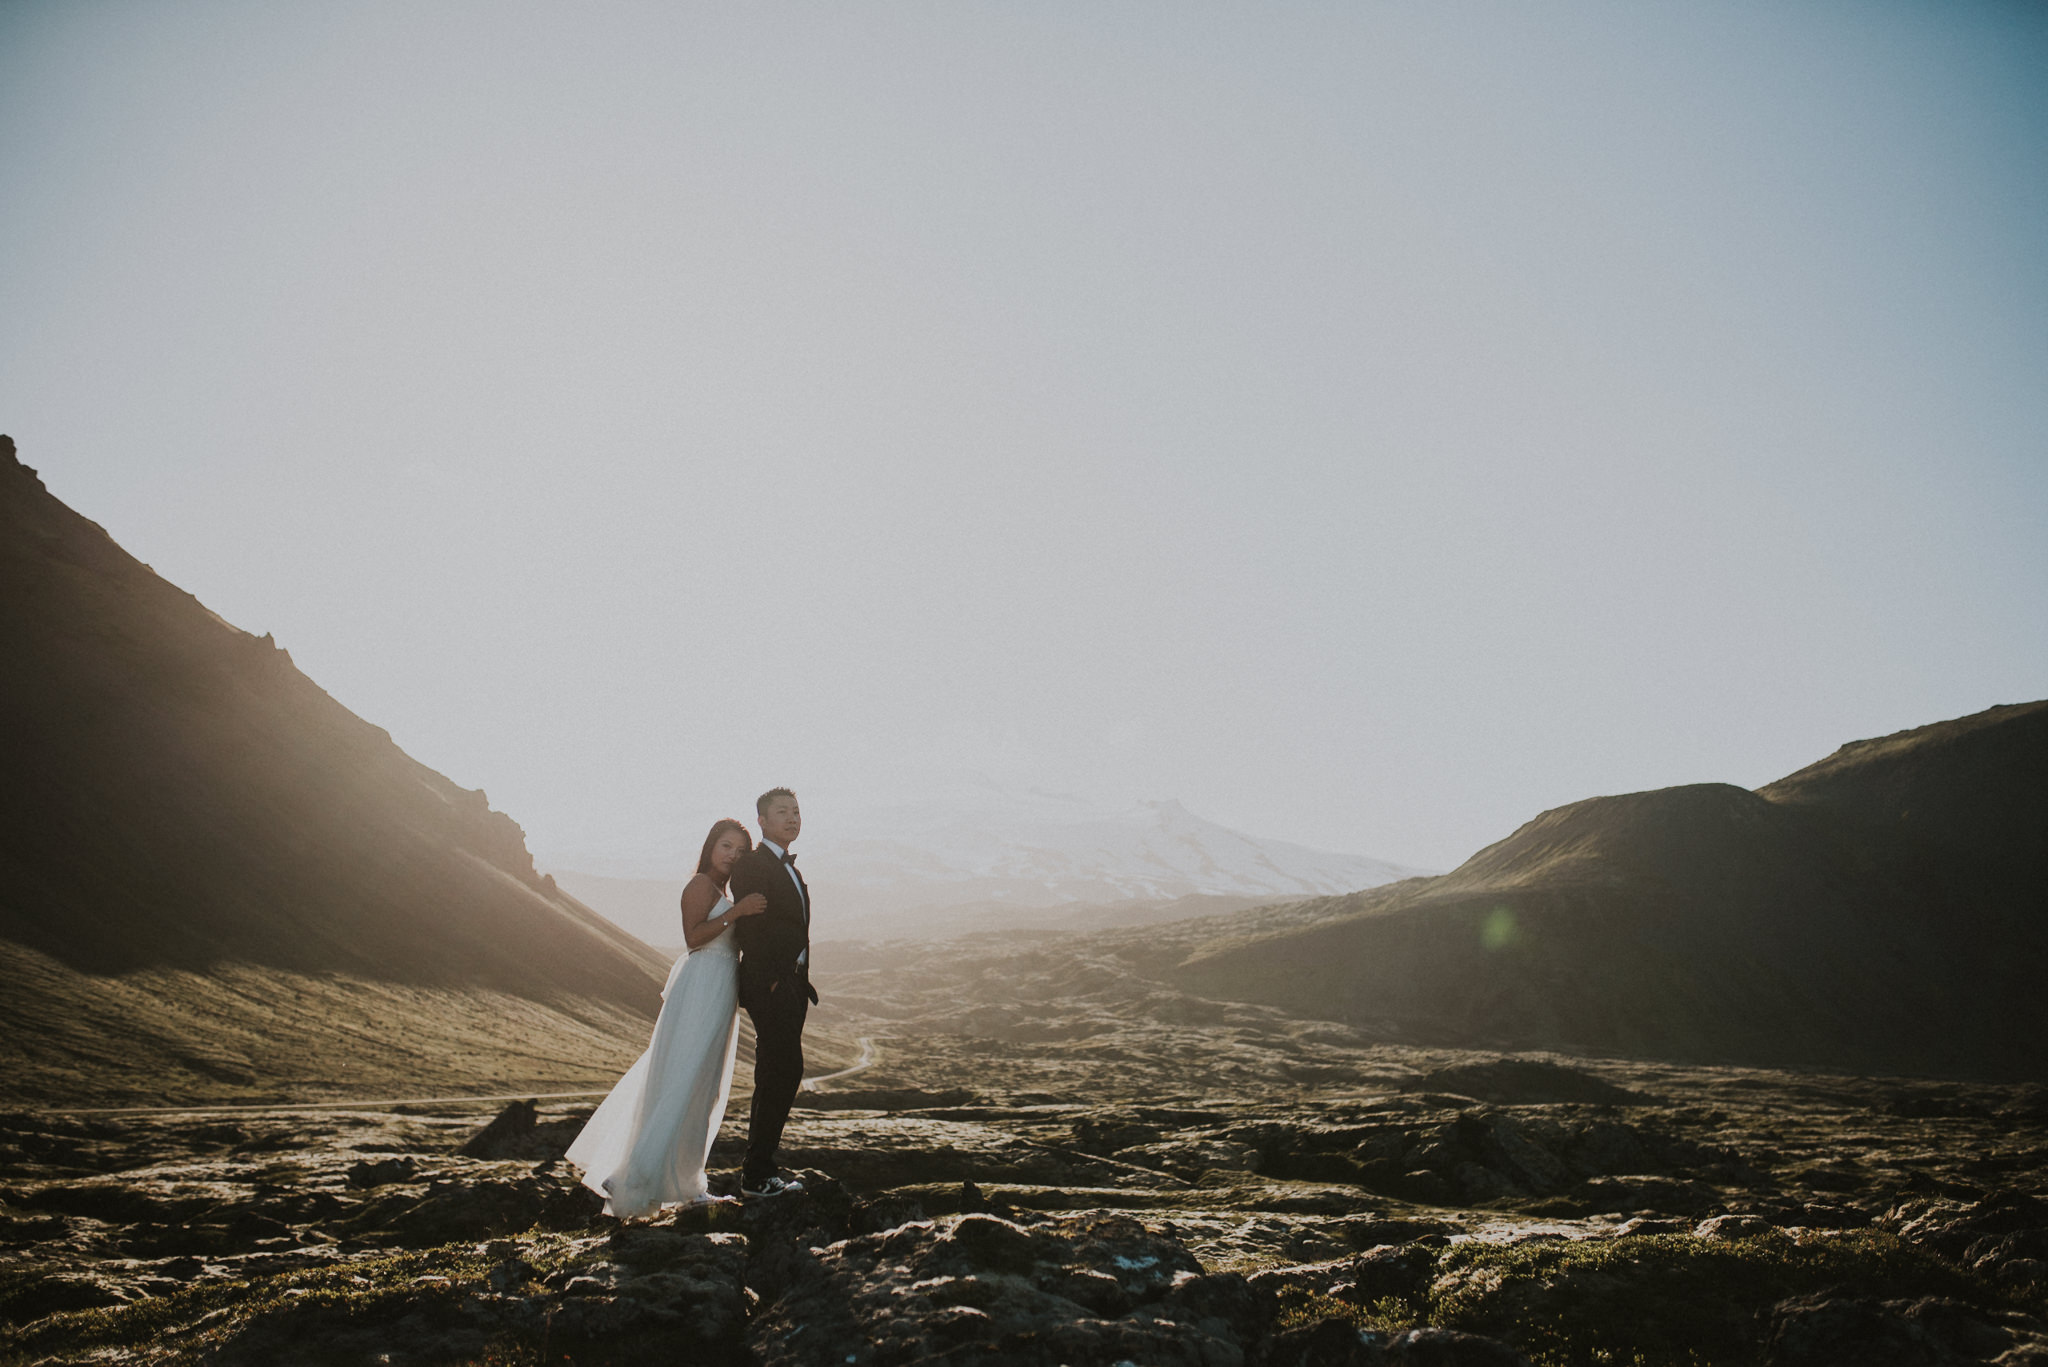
[779,850,797,866]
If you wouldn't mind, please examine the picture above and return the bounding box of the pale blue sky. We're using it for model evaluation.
[3,1,2043,869]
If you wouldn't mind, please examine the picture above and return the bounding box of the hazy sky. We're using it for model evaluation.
[3,1,2044,871]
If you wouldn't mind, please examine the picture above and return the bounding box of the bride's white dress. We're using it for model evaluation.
[565,895,740,1217]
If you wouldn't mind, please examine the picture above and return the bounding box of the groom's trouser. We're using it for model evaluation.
[742,982,807,1181]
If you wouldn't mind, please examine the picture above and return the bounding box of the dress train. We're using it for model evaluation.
[565,897,740,1217]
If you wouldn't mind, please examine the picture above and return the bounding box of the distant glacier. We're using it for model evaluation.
[548,782,1430,947]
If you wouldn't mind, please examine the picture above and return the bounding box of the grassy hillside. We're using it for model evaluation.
[0,942,659,1106]
[1168,701,2048,1079]
[0,436,686,1103]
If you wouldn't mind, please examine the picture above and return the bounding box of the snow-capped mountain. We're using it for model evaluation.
[547,780,1429,946]
[811,792,1417,913]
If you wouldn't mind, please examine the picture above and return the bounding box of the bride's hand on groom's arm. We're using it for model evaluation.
[731,893,768,918]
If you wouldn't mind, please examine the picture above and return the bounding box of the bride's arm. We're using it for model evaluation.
[681,875,768,949]
[680,875,737,951]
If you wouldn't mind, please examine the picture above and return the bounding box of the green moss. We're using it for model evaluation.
[1274,1287,1423,1336]
[1425,1231,2004,1367]
[0,1233,593,1366]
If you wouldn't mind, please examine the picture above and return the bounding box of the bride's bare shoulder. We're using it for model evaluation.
[679,873,719,913]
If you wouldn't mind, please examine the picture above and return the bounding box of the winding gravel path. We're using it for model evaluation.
[799,1034,880,1091]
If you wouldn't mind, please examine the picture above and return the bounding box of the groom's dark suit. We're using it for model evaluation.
[729,841,815,1184]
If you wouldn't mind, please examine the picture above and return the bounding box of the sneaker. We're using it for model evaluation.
[742,1173,805,1198]
[686,1192,739,1208]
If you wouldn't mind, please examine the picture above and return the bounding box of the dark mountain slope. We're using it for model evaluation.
[0,435,671,1102]
[1760,700,2048,900]
[1169,702,2048,1079]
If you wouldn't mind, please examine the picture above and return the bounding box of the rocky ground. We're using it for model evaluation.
[5,932,2048,1364]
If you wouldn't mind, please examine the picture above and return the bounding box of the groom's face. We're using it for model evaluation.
[760,795,801,847]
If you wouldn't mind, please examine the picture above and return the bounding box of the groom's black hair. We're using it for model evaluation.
[756,786,796,817]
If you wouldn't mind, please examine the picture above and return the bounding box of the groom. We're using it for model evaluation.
[729,786,817,1196]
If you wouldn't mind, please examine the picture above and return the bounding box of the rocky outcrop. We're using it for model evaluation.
[1406,1059,1648,1108]
[740,1176,1259,1365]
[457,1099,594,1161]
[1890,1193,2048,1292]
[338,1172,603,1247]
[1087,1107,1759,1214]
[542,1226,752,1363]
[714,1172,1547,1367]
[1761,1292,2048,1365]
[202,1225,750,1367]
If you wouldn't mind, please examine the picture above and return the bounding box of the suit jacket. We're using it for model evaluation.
[730,843,813,1006]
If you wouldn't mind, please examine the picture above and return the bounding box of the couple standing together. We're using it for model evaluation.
[566,787,816,1214]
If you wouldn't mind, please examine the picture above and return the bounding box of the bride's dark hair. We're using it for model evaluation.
[696,818,753,887]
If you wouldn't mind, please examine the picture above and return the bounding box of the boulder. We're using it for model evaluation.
[1997,1257,2048,1289]
[546,1230,750,1358]
[1482,1116,1570,1194]
[1344,1242,1441,1304]
[456,1101,590,1161]
[1565,1120,1658,1180]
[457,1100,537,1159]
[1157,1268,1274,1345]
[1893,1191,2048,1263]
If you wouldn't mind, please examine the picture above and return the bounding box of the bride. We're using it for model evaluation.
[566,818,766,1217]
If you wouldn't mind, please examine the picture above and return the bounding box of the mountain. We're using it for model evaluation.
[1163,700,2048,1079]
[551,785,1429,946]
[0,436,671,1104]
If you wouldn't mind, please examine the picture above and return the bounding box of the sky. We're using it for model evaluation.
[2,1,2044,873]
